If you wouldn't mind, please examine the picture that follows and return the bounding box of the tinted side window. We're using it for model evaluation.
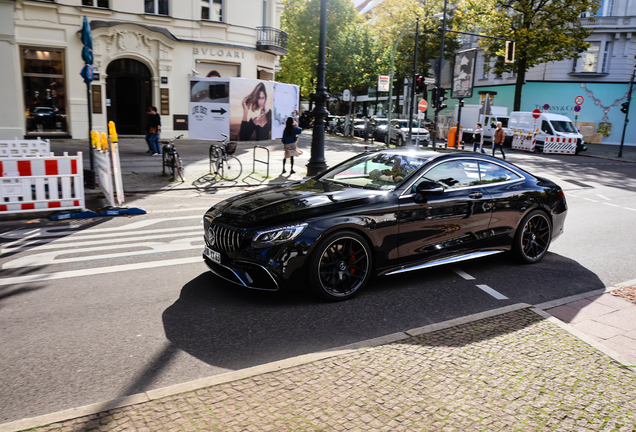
[421,160,480,189]
[479,161,521,185]
[541,120,553,135]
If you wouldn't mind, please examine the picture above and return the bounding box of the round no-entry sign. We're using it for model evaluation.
[418,99,428,112]
[532,109,541,119]
[575,95,584,105]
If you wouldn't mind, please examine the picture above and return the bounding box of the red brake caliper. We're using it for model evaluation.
[349,250,355,274]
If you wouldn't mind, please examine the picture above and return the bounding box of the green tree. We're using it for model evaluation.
[277,0,360,100]
[455,0,600,110]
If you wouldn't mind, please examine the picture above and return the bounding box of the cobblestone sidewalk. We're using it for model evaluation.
[27,309,636,432]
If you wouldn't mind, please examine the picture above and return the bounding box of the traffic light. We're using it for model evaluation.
[431,88,438,109]
[505,41,515,64]
[438,88,448,111]
[415,75,424,93]
[621,101,629,114]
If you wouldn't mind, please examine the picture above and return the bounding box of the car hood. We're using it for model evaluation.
[401,127,429,134]
[207,179,389,227]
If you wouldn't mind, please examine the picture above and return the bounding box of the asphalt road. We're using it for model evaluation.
[0,151,634,425]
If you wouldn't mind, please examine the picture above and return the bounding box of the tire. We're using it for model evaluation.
[397,135,403,147]
[309,230,372,301]
[209,147,221,174]
[513,210,552,263]
[162,151,169,175]
[220,155,242,181]
[173,153,185,182]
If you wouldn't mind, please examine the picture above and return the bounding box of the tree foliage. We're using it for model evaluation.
[454,0,600,110]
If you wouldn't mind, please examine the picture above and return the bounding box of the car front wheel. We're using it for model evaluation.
[309,230,372,301]
[513,210,552,263]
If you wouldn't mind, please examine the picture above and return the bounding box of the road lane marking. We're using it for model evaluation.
[596,194,611,200]
[452,268,475,280]
[583,198,599,203]
[476,284,509,300]
[1,229,202,254]
[2,238,203,268]
[602,203,619,207]
[626,207,636,212]
[0,256,203,286]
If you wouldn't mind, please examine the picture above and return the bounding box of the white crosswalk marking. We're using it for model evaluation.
[0,215,207,284]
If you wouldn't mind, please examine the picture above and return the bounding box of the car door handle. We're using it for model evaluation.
[468,192,483,199]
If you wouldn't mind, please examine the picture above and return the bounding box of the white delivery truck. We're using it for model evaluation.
[505,111,587,154]
[454,104,509,145]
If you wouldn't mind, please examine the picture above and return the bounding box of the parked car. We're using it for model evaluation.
[387,119,430,146]
[353,118,368,137]
[371,118,389,142]
[202,149,568,301]
[30,107,59,128]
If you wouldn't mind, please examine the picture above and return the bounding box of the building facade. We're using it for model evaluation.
[447,0,636,145]
[0,0,287,139]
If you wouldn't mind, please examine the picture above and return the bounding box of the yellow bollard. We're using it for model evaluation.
[108,121,118,143]
[100,132,109,152]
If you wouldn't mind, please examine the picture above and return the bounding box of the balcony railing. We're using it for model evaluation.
[257,27,288,56]
[580,16,635,28]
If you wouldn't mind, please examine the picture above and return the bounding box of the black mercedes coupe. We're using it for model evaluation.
[203,149,567,301]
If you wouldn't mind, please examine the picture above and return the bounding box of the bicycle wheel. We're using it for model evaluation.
[173,152,185,182]
[219,155,242,181]
[209,146,221,174]
[162,151,169,175]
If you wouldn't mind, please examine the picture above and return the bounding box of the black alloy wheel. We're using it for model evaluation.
[514,210,552,263]
[309,231,372,301]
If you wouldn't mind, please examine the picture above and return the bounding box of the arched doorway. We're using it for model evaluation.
[106,59,152,135]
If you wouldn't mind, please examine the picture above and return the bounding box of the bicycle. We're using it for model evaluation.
[160,134,185,182]
[209,133,242,181]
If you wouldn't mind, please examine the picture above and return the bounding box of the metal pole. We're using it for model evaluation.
[619,69,635,158]
[408,19,419,146]
[432,0,448,150]
[86,82,94,170]
[307,0,329,176]
[456,99,463,149]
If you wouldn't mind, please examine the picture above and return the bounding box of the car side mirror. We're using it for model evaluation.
[412,180,444,202]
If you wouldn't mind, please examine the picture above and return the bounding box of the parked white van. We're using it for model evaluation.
[505,112,587,154]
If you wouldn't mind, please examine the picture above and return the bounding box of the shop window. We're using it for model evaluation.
[201,0,222,21]
[145,0,169,15]
[21,47,68,135]
[82,0,109,7]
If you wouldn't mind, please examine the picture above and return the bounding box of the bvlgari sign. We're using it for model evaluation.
[193,47,245,58]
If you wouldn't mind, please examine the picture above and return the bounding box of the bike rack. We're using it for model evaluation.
[252,145,269,179]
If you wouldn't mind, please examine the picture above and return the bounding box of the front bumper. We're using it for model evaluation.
[203,247,281,291]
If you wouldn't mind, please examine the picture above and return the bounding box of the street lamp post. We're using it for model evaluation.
[306,0,329,176]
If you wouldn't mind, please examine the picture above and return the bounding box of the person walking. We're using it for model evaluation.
[145,106,161,156]
[281,117,303,175]
[472,123,485,153]
[492,121,506,160]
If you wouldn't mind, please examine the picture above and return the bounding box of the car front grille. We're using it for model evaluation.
[207,223,241,252]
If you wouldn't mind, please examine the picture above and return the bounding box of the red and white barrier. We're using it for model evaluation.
[511,131,536,152]
[0,153,84,213]
[0,137,50,157]
[544,136,577,154]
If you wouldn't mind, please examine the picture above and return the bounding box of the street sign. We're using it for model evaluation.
[417,112,425,120]
[378,76,390,92]
[543,104,550,111]
[423,77,435,85]
[418,99,428,112]
[575,95,584,105]
[574,105,581,113]
[532,109,541,119]
[343,89,350,102]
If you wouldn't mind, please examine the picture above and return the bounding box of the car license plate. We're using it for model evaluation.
[204,246,221,264]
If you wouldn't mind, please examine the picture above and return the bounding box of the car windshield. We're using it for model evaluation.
[396,120,424,129]
[551,120,578,133]
[317,152,431,190]
[375,120,388,126]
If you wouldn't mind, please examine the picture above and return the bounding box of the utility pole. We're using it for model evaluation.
[407,19,419,145]
[431,0,449,150]
[619,68,635,158]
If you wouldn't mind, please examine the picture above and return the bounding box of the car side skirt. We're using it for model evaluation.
[381,250,506,276]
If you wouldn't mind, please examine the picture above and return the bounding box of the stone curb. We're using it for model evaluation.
[0,303,531,432]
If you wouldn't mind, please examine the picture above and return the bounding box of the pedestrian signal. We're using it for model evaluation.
[505,41,515,64]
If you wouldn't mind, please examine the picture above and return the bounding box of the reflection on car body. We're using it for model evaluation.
[203,149,567,301]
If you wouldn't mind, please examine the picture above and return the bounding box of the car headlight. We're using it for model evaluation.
[252,223,308,248]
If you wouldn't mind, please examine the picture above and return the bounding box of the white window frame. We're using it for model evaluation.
[145,0,169,15]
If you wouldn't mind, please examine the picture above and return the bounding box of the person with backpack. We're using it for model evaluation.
[281,116,303,174]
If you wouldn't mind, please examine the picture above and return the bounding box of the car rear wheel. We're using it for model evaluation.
[309,231,372,301]
[397,135,403,147]
[513,210,552,263]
